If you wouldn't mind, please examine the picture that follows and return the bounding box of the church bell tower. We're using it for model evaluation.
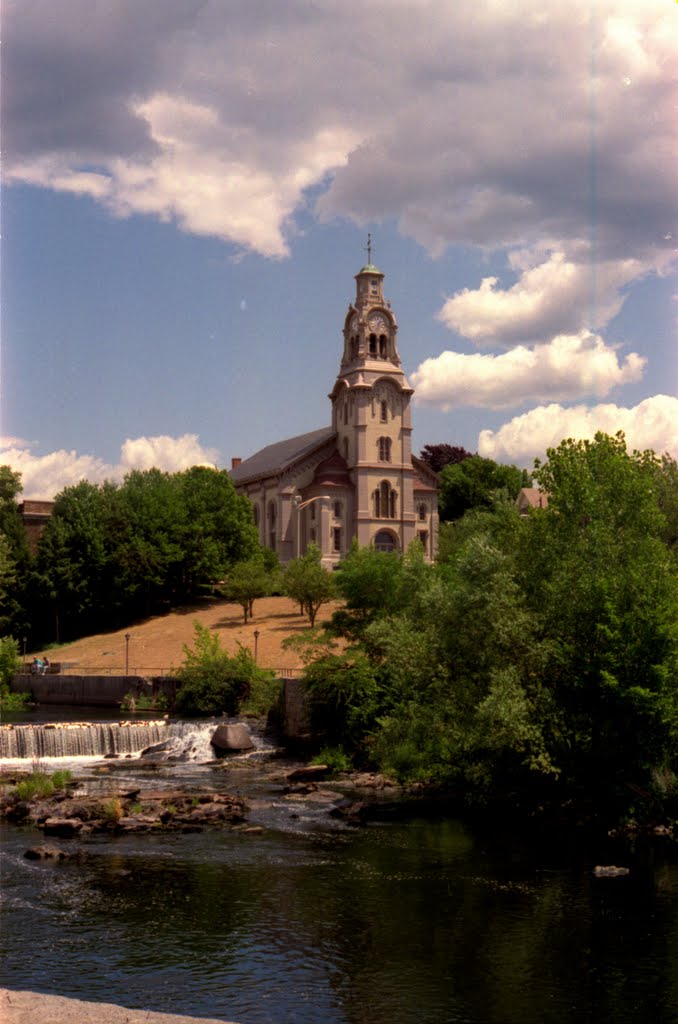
[330,238,418,553]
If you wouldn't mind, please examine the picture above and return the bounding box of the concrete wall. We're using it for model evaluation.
[12,674,177,708]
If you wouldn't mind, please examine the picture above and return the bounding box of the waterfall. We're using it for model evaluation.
[0,719,274,761]
[0,720,170,759]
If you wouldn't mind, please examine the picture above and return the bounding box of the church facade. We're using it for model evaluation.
[230,256,438,567]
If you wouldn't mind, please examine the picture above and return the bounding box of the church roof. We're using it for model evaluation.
[357,262,383,276]
[229,426,336,484]
[312,450,351,488]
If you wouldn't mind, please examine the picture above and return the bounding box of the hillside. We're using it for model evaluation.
[31,596,339,676]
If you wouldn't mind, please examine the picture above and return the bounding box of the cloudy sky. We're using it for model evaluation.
[2,0,676,499]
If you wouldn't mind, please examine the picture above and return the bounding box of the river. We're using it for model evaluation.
[1,714,677,1024]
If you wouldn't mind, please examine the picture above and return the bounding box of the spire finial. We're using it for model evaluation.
[365,233,373,265]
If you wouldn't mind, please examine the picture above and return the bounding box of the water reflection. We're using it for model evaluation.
[2,812,678,1024]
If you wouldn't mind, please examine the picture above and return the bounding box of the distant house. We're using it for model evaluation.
[230,255,439,567]
[19,500,54,553]
[515,488,549,516]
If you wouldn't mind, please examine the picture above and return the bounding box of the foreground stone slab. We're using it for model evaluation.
[0,989,239,1024]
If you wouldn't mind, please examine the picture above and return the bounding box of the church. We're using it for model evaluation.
[230,249,439,567]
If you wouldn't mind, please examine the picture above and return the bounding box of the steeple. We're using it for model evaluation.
[339,237,401,370]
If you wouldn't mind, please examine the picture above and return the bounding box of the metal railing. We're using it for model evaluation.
[21,663,303,679]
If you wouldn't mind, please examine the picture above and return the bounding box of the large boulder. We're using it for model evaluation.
[210,723,254,754]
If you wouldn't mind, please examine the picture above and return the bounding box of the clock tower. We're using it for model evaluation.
[329,242,421,553]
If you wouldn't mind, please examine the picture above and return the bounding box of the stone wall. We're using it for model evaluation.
[12,674,177,708]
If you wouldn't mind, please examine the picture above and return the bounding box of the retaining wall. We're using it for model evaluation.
[12,674,177,708]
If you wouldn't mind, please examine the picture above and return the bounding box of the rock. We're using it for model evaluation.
[24,844,70,860]
[329,800,368,824]
[593,865,630,877]
[287,764,329,782]
[43,818,84,837]
[210,723,255,754]
[140,740,172,757]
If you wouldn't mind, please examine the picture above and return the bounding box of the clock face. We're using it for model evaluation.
[350,315,360,335]
[368,314,388,334]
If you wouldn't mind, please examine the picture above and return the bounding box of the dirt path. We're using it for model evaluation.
[32,596,339,676]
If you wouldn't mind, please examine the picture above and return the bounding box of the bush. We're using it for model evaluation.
[312,746,352,774]
[174,622,272,717]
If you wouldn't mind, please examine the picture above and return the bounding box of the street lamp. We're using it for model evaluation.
[253,629,260,664]
[293,494,331,559]
[125,633,131,676]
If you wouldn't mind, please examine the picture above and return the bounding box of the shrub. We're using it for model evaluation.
[312,746,352,775]
[102,797,123,822]
[174,623,271,717]
[15,772,55,801]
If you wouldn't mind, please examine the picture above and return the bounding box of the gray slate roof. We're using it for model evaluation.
[230,426,336,483]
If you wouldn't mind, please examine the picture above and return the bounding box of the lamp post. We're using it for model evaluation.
[22,636,27,663]
[125,633,131,676]
[292,494,331,559]
[253,629,260,664]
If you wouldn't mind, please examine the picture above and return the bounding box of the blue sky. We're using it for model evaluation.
[2,0,676,499]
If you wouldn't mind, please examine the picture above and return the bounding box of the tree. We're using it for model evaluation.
[174,621,266,716]
[283,544,336,626]
[438,455,528,521]
[0,467,31,635]
[33,480,108,640]
[521,432,678,808]
[418,444,472,474]
[221,557,272,623]
[330,540,404,637]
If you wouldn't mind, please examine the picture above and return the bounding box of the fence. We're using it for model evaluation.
[21,663,303,679]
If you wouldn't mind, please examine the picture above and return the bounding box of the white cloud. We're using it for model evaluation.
[478,395,678,465]
[4,1,675,264]
[411,331,645,411]
[437,251,651,347]
[0,434,221,500]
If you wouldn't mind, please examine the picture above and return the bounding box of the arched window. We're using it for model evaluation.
[267,500,277,550]
[378,437,391,462]
[369,334,377,355]
[418,503,427,521]
[379,334,387,358]
[380,400,388,423]
[374,530,397,552]
[374,481,397,519]
[334,500,342,519]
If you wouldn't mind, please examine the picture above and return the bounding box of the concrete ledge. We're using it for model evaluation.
[0,989,239,1024]
[11,674,176,707]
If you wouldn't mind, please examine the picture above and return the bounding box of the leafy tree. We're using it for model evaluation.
[175,466,259,597]
[174,621,269,716]
[521,432,678,808]
[221,556,272,623]
[438,455,528,521]
[0,467,31,635]
[418,443,472,473]
[283,544,336,626]
[329,540,404,638]
[33,481,108,640]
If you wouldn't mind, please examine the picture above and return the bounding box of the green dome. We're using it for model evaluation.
[357,262,384,276]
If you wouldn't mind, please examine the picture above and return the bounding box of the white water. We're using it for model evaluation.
[0,718,273,765]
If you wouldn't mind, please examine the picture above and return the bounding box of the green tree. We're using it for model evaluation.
[283,544,336,626]
[438,455,528,521]
[33,481,108,640]
[221,556,272,623]
[0,467,31,635]
[174,621,268,716]
[330,540,404,638]
[522,432,678,809]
